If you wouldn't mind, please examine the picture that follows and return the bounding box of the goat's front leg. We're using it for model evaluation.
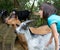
[17,34,28,50]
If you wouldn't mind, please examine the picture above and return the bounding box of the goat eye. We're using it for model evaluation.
[16,24,19,27]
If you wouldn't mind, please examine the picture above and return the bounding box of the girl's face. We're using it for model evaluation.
[39,10,43,18]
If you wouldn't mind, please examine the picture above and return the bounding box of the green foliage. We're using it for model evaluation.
[17,0,29,10]
[35,18,42,27]
[53,0,60,15]
[0,0,14,13]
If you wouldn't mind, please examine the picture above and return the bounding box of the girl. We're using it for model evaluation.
[38,2,60,50]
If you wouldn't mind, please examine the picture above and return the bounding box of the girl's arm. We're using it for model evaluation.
[46,34,53,47]
[50,23,59,50]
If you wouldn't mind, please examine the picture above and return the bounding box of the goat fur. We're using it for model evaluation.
[16,20,55,50]
[30,25,51,35]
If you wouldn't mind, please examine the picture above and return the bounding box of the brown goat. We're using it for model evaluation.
[5,17,28,50]
[5,16,21,28]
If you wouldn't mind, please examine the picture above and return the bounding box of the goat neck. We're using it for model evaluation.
[24,28,32,41]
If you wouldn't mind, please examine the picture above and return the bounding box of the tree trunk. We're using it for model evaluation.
[14,0,20,9]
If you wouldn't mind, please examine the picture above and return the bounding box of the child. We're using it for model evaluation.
[38,2,60,50]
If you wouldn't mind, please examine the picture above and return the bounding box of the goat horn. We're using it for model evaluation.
[24,20,34,24]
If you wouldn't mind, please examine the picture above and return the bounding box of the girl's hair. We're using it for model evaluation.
[40,2,57,19]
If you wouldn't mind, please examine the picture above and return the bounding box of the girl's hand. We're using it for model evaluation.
[46,38,52,47]
[50,23,59,50]
[46,34,53,47]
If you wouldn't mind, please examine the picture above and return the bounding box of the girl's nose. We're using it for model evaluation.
[38,10,43,18]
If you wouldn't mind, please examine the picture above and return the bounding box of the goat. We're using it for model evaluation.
[0,9,8,23]
[5,17,28,50]
[16,20,55,50]
[11,10,31,21]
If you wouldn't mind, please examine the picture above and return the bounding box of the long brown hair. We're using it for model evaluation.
[40,2,57,19]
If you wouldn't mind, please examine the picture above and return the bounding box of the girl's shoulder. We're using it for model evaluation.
[48,14,60,20]
[47,14,60,26]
